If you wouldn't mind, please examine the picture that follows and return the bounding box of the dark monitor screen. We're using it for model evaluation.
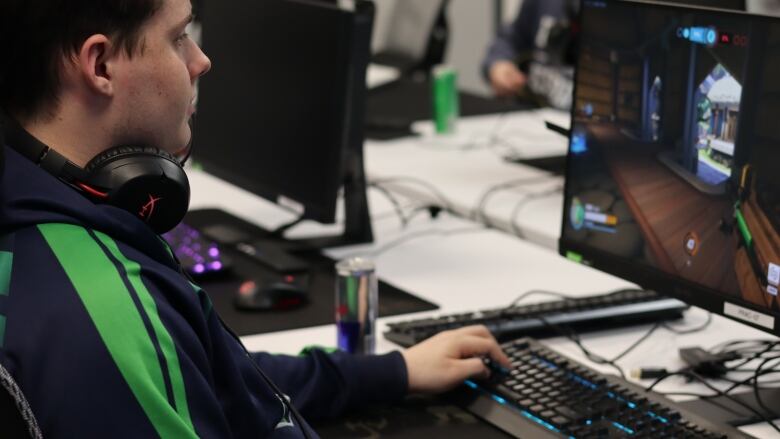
[561,0,780,335]
[194,0,364,223]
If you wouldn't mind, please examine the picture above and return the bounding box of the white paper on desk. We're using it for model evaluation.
[410,109,570,159]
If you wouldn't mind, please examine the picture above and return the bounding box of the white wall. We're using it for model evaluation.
[747,0,780,15]
[503,0,523,24]
[371,0,504,96]
[444,0,494,96]
[370,0,395,52]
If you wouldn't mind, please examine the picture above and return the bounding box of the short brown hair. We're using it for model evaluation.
[0,0,164,120]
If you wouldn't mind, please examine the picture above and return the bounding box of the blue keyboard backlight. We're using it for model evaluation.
[522,410,562,434]
[538,358,559,370]
[570,374,598,390]
[492,394,507,405]
[613,421,636,435]
[648,411,670,424]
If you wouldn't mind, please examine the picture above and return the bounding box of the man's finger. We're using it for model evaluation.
[457,325,492,338]
[455,357,490,381]
[460,335,512,368]
[457,327,509,364]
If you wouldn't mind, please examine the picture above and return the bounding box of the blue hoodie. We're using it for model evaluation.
[0,127,408,438]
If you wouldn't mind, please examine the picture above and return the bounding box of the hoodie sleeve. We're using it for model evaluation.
[482,0,539,80]
[250,348,409,421]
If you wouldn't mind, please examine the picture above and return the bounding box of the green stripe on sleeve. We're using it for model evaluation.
[188,281,213,316]
[0,251,13,296]
[94,231,194,430]
[38,224,198,439]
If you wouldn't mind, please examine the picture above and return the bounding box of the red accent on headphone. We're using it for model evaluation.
[139,194,163,221]
[76,182,109,199]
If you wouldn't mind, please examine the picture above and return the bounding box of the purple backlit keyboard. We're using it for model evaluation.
[163,222,229,277]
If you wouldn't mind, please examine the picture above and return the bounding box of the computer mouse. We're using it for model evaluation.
[234,275,308,311]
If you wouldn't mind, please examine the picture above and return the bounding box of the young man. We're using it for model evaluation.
[0,0,509,437]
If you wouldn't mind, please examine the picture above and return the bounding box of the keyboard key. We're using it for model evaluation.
[456,338,751,439]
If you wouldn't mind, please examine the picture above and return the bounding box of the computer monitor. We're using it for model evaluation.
[194,0,374,247]
[562,0,780,335]
[662,0,745,10]
[561,0,780,422]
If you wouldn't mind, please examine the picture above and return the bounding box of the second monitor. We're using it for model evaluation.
[194,0,374,247]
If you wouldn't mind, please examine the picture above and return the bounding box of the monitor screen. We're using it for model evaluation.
[194,0,364,223]
[561,0,780,334]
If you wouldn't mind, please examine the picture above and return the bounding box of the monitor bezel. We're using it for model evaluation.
[559,0,780,336]
[194,0,358,224]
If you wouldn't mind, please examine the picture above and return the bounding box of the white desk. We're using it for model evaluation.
[188,168,776,437]
[364,109,569,250]
[367,63,401,89]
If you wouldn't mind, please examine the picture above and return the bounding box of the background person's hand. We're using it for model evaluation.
[401,325,511,394]
[489,60,526,97]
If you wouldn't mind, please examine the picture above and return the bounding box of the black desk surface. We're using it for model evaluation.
[314,395,512,438]
[365,77,530,140]
[185,209,438,336]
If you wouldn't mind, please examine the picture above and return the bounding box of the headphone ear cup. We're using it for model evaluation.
[85,146,177,173]
[84,146,190,234]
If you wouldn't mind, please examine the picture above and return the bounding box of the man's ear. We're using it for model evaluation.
[74,34,115,97]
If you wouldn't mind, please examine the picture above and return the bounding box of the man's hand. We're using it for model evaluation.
[401,325,511,394]
[489,60,526,97]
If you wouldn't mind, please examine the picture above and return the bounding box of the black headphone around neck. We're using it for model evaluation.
[3,115,190,235]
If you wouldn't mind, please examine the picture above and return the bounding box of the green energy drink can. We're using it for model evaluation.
[432,65,459,134]
[335,257,377,354]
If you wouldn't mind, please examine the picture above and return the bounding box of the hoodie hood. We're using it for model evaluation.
[1,143,178,271]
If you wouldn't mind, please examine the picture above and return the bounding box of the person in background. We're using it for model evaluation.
[483,0,579,109]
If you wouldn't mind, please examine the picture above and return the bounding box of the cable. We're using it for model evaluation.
[494,286,652,379]
[499,288,711,381]
[370,203,430,224]
[472,177,560,224]
[506,290,780,429]
[755,357,780,424]
[505,289,575,308]
[414,110,515,154]
[339,225,490,260]
[370,176,454,213]
[367,226,489,259]
[508,185,564,236]
[368,182,409,228]
[641,346,780,432]
[660,311,713,334]
[536,314,636,379]
[685,371,780,434]
[505,287,642,309]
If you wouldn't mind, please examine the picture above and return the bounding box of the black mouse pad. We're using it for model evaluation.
[313,394,512,439]
[184,209,439,337]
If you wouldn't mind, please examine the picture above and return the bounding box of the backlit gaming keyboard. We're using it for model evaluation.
[455,337,753,438]
[163,222,229,277]
[384,290,687,347]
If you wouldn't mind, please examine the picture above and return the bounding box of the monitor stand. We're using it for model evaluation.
[502,119,569,175]
[504,155,568,175]
[285,158,374,251]
[193,176,372,274]
[678,387,780,427]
